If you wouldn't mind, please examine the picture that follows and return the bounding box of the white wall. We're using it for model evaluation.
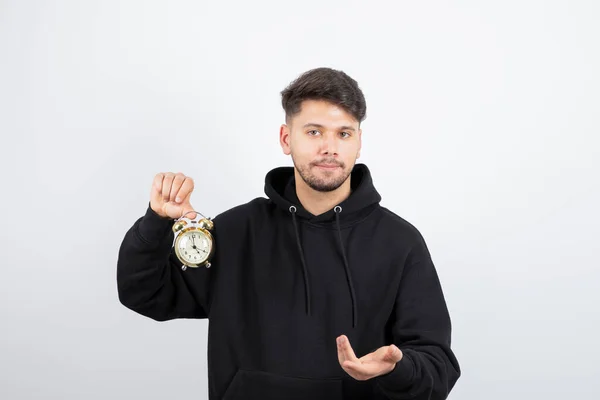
[1,0,598,399]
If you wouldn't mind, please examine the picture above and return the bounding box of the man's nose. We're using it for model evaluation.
[321,134,338,155]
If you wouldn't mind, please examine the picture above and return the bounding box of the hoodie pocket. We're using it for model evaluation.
[222,369,343,400]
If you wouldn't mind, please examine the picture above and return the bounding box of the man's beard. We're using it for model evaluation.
[292,157,352,192]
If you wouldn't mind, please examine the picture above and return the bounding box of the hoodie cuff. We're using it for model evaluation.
[376,350,415,393]
[137,202,175,243]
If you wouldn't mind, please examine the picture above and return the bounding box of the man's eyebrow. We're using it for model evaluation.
[302,123,356,132]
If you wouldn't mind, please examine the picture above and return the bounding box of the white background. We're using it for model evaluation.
[1,0,599,399]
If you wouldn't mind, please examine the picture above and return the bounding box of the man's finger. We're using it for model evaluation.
[383,345,403,363]
[342,360,375,381]
[174,177,194,204]
[336,335,346,364]
[169,174,186,203]
[359,352,376,363]
[337,335,359,363]
[153,173,164,193]
[162,173,175,202]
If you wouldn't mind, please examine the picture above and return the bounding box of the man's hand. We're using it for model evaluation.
[150,172,197,219]
[336,335,403,381]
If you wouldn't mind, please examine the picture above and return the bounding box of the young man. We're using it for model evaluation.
[117,67,461,400]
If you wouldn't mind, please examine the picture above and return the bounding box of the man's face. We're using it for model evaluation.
[280,100,362,192]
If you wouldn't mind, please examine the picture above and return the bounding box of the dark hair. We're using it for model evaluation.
[280,67,367,125]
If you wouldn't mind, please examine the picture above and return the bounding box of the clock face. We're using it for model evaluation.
[177,230,212,264]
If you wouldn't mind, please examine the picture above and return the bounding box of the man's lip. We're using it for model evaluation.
[315,164,340,168]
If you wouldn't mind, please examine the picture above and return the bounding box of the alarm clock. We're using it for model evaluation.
[172,210,215,271]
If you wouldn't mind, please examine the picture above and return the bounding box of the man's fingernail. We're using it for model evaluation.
[176,197,181,203]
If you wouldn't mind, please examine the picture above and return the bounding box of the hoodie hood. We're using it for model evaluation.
[264,163,382,224]
[264,163,382,328]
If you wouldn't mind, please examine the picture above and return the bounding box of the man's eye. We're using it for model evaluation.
[308,130,320,136]
[340,132,351,138]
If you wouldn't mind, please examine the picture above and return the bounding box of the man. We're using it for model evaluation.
[117,67,461,399]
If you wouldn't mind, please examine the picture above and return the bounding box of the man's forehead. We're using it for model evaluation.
[292,102,359,128]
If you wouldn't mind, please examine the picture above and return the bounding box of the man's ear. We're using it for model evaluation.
[280,124,291,155]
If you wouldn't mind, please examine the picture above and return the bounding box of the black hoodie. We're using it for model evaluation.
[117,163,461,400]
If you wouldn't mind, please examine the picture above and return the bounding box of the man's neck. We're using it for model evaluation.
[294,170,352,216]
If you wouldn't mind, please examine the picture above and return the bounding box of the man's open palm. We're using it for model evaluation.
[336,335,403,381]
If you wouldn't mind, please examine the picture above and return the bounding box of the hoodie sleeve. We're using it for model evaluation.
[375,234,461,400]
[116,203,212,321]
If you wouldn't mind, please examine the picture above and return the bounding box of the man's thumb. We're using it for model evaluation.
[386,345,403,363]
[180,203,197,220]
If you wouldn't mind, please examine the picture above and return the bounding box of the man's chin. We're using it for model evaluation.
[306,176,348,192]
[309,184,339,193]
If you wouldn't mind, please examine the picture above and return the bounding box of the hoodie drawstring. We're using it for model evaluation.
[289,205,358,328]
[334,206,358,328]
[289,206,312,317]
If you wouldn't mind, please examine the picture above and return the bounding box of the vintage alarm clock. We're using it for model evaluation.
[172,210,215,270]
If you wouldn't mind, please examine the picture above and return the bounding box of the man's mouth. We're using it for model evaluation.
[314,163,341,169]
